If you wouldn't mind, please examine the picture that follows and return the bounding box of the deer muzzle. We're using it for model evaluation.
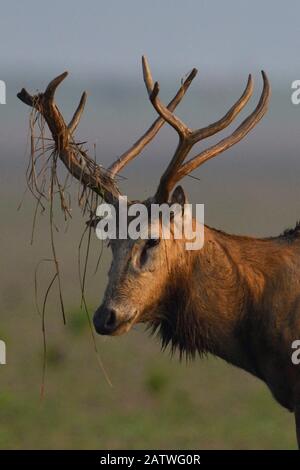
[93,304,138,336]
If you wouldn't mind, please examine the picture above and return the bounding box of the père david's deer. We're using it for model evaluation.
[18,57,300,448]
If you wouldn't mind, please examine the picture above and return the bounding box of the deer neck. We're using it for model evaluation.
[155,226,259,376]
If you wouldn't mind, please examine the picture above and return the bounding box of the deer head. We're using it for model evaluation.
[18,57,270,336]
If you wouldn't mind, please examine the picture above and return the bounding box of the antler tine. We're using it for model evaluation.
[142,55,155,94]
[176,71,270,182]
[108,56,197,178]
[68,91,87,135]
[17,88,35,107]
[44,71,69,101]
[143,56,193,139]
[191,74,253,143]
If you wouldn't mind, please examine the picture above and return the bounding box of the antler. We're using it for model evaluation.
[18,59,271,207]
[142,58,270,203]
[17,62,197,204]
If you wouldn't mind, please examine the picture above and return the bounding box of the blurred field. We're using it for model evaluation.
[0,188,297,450]
[0,306,296,449]
[1,79,300,449]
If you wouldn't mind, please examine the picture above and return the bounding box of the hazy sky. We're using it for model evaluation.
[1,0,300,79]
[2,0,300,241]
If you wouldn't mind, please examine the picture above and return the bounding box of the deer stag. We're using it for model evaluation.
[18,58,300,448]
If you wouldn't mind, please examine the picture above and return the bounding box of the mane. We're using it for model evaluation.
[277,220,300,242]
[149,312,211,361]
[208,221,300,243]
[148,260,215,360]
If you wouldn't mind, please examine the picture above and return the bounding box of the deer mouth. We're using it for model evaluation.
[110,310,140,336]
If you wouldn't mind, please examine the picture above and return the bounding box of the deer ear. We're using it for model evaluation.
[170,185,187,207]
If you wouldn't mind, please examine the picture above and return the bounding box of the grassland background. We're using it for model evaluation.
[1,98,299,448]
[1,0,300,450]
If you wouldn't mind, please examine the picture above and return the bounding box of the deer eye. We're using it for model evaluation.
[146,238,160,248]
[139,238,160,267]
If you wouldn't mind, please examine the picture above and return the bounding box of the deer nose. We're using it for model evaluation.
[93,306,118,335]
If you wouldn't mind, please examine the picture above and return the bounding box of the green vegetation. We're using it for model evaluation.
[0,303,296,449]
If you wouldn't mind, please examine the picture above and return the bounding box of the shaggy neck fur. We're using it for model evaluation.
[150,220,300,382]
[151,226,252,366]
[148,220,300,416]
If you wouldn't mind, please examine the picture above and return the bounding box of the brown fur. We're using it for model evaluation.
[145,223,300,413]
